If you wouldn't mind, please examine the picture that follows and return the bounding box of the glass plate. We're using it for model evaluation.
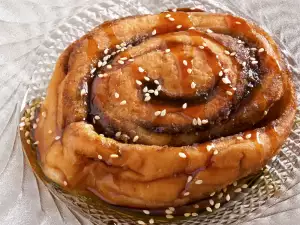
[18,0,300,224]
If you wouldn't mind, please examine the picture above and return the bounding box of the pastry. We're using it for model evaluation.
[26,8,296,209]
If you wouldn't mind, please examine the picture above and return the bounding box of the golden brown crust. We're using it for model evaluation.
[34,10,296,208]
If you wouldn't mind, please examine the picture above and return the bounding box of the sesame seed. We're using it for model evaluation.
[42,112,46,118]
[97,154,103,160]
[192,213,198,217]
[182,103,187,109]
[224,50,230,55]
[154,80,160,85]
[215,203,221,209]
[120,42,126,47]
[219,71,223,76]
[213,150,219,155]
[258,48,265,53]
[106,65,112,69]
[133,136,139,142]
[189,26,196,30]
[116,132,121,137]
[120,100,127,105]
[80,89,87,96]
[233,181,238,186]
[169,207,175,212]
[236,21,242,24]
[184,213,191,217]
[242,61,247,67]
[168,17,175,21]
[152,29,156,35]
[90,68,96,74]
[237,136,243,140]
[179,152,187,158]
[238,40,243,44]
[251,61,258,64]
[206,145,213,152]
[144,92,150,97]
[165,14,171,18]
[187,176,193,183]
[264,110,268,115]
[55,136,61,140]
[206,207,213,212]
[199,46,205,49]
[223,68,230,73]
[206,29,213,33]
[226,194,230,201]
[187,68,193,74]
[222,77,231,84]
[144,96,151,102]
[148,89,154,93]
[116,44,121,49]
[197,118,202,126]
[234,188,242,193]
[183,60,188,66]
[172,8,177,12]
[242,184,248,188]
[251,48,257,51]
[118,60,124,65]
[183,192,190,196]
[154,90,159,96]
[136,80,142,85]
[137,221,145,225]
[94,115,100,120]
[19,122,25,127]
[63,181,68,186]
[176,24,183,29]
[138,67,144,73]
[143,86,148,92]
[128,58,134,62]
[165,48,171,53]
[154,111,161,116]
[120,57,127,60]
[110,154,119,158]
[149,218,154,224]
[250,57,256,61]
[230,52,236,56]
[166,215,174,219]
[209,199,214,205]
[26,139,30,144]
[114,92,119,98]
[245,134,251,139]
[195,179,203,184]
[202,119,208,124]
[144,76,150,81]
[25,131,29,137]
[203,43,207,47]
[192,118,198,126]
[160,109,166,117]
[143,210,150,215]
[33,141,39,145]
[165,209,173,214]
[191,81,196,89]
[210,192,216,197]
[104,48,109,54]
[218,193,223,199]
[226,91,233,96]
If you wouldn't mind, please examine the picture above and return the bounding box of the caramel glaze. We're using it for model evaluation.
[88,14,262,146]
[30,9,297,210]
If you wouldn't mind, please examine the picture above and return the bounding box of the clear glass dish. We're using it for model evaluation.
[18,0,300,224]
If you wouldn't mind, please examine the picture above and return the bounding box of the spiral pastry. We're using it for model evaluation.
[32,9,296,209]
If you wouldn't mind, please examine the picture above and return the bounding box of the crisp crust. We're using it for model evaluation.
[34,11,296,208]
